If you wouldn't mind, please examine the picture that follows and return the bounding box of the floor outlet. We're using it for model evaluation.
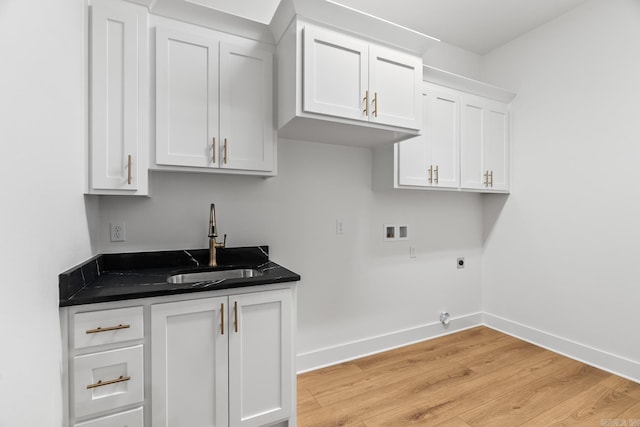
[110,222,126,242]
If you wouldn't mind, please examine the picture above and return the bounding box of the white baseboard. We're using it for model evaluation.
[296,311,640,383]
[296,312,483,373]
[484,312,640,383]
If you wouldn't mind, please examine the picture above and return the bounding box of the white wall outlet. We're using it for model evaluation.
[336,219,345,234]
[110,222,126,242]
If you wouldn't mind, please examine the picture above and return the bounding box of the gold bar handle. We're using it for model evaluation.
[220,303,224,335]
[434,165,439,184]
[223,138,228,164]
[363,90,369,116]
[86,324,130,334]
[489,171,494,187]
[428,165,433,183]
[233,301,238,333]
[212,137,216,164]
[86,375,131,390]
[373,92,378,117]
[127,155,132,185]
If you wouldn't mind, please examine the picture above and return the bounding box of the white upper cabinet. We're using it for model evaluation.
[156,28,218,168]
[219,43,274,172]
[89,0,148,195]
[278,19,423,146]
[460,95,510,192]
[155,24,275,175]
[368,45,422,130]
[302,25,368,122]
[397,83,460,189]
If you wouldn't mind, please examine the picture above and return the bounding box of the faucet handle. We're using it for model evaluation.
[215,234,227,248]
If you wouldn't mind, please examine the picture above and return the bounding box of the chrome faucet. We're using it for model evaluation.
[208,203,226,267]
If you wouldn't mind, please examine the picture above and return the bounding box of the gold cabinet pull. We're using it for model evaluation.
[373,92,378,117]
[233,301,238,333]
[86,375,131,390]
[489,170,494,187]
[428,165,433,183]
[212,137,216,164]
[363,90,369,116]
[220,303,224,335]
[434,165,439,184]
[223,138,228,164]
[127,155,132,185]
[85,324,130,334]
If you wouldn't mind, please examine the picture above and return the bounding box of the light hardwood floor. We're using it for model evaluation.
[297,326,640,426]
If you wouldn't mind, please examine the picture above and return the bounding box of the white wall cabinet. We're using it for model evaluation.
[397,83,460,189]
[88,0,148,195]
[278,19,423,146]
[151,289,294,427]
[156,26,274,174]
[460,94,510,192]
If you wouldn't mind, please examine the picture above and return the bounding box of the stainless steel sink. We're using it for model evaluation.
[167,268,262,284]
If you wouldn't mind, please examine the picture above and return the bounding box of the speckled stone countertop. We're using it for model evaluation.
[59,246,300,307]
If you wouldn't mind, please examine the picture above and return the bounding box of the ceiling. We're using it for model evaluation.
[192,0,587,55]
[324,0,589,54]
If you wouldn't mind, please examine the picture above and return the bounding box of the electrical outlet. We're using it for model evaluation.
[110,222,125,242]
[409,246,416,259]
[457,257,465,269]
[336,219,345,234]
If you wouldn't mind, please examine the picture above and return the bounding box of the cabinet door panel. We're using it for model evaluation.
[156,28,218,168]
[151,297,228,427]
[484,103,509,191]
[303,26,368,121]
[219,43,273,171]
[229,290,293,427]
[460,96,484,189]
[369,45,422,130]
[429,89,460,188]
[397,93,429,186]
[91,0,147,191]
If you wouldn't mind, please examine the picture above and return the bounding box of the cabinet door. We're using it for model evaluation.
[428,86,460,189]
[461,95,509,191]
[151,297,228,427]
[156,27,219,168]
[219,43,274,171]
[229,290,293,427]
[369,45,422,130]
[303,25,368,121]
[90,0,148,192]
[397,93,429,187]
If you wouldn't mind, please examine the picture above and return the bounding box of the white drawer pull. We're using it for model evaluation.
[86,375,131,389]
[85,324,131,334]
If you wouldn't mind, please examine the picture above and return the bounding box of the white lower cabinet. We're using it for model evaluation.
[151,288,294,427]
[62,285,296,427]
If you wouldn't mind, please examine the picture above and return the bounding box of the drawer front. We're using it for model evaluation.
[74,306,144,349]
[74,406,143,427]
[73,345,144,418]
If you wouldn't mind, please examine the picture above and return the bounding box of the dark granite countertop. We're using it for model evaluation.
[59,246,300,307]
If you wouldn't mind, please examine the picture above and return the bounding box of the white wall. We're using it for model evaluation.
[98,139,484,367]
[0,0,96,426]
[480,0,640,376]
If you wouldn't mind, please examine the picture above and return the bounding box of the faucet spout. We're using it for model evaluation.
[208,204,226,266]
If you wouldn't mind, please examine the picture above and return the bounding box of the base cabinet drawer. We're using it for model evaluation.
[74,306,144,349]
[73,345,144,418]
[74,407,143,427]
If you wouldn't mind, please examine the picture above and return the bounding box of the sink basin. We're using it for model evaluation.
[167,268,262,284]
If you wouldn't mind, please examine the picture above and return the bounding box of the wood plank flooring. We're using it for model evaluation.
[297,326,640,426]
